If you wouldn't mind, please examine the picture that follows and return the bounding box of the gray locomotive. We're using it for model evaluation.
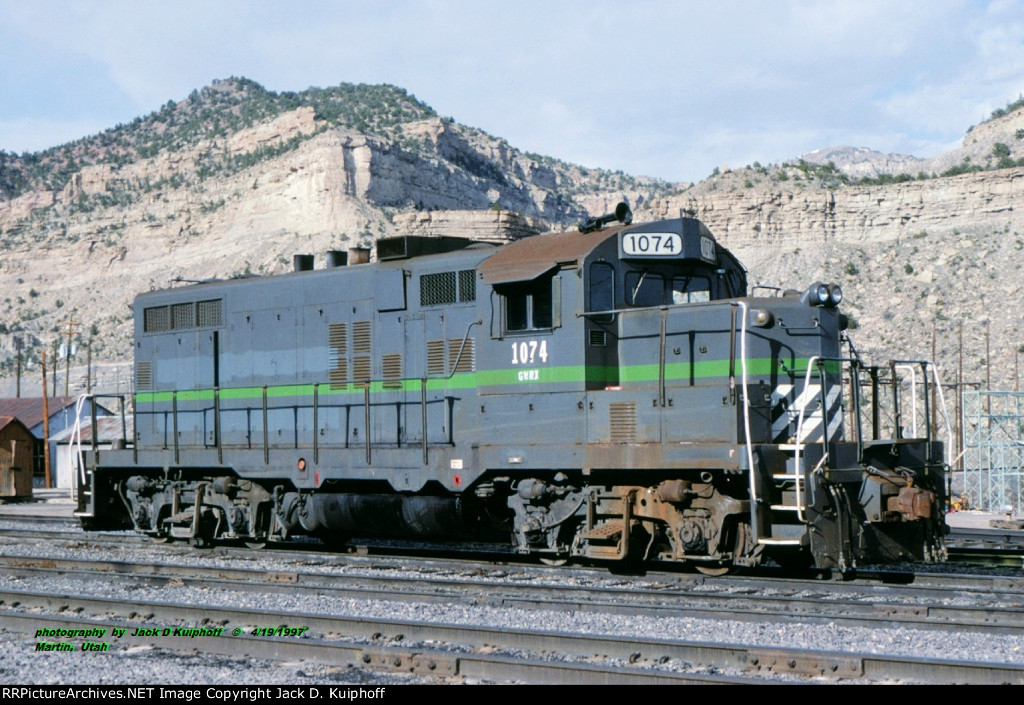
[75,204,947,574]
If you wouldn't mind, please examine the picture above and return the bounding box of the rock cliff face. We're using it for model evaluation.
[642,167,1024,394]
[0,78,1022,400]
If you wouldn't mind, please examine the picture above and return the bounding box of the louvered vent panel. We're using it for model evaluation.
[352,321,372,353]
[589,329,607,347]
[171,302,195,330]
[609,402,637,443]
[328,323,348,354]
[329,365,348,389]
[135,361,152,390]
[448,338,475,373]
[382,353,403,388]
[352,355,372,382]
[328,322,348,389]
[196,299,223,327]
[426,340,446,376]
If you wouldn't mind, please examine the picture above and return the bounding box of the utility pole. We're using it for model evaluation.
[1016,344,1021,392]
[14,336,22,398]
[985,320,991,391]
[86,337,93,394]
[958,322,964,476]
[931,323,938,439]
[41,350,51,489]
[51,340,58,397]
[61,318,80,397]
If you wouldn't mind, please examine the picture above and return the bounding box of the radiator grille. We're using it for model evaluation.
[196,299,223,327]
[420,272,457,306]
[420,269,476,306]
[171,302,194,329]
[144,298,223,332]
[458,269,476,302]
[143,306,171,332]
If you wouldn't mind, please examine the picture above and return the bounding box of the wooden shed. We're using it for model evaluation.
[0,416,34,499]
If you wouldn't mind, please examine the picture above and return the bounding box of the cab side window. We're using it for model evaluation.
[502,277,554,332]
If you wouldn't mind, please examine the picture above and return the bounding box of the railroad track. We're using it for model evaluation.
[1,585,1022,684]
[945,527,1024,567]
[1,550,1024,637]
[1,534,1024,683]
[3,521,1024,602]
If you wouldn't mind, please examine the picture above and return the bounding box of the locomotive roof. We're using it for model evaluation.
[479,216,728,285]
[479,225,624,285]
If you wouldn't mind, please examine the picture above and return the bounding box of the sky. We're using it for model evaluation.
[2,0,1023,184]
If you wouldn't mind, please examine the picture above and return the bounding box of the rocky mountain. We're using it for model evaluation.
[1,78,1022,403]
[799,145,926,179]
[800,98,1024,180]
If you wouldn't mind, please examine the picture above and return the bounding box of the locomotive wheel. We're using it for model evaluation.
[694,562,733,577]
[243,540,269,550]
[539,554,569,567]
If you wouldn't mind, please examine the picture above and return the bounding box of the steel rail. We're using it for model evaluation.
[2,551,1024,638]
[0,593,778,685]
[1,588,1022,684]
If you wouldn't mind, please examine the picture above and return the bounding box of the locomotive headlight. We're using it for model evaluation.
[750,308,773,327]
[804,282,836,307]
[829,284,843,306]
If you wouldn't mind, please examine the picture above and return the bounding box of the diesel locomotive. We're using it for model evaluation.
[74,204,947,573]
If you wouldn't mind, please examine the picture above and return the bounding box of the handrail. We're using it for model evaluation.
[577,300,719,318]
[214,388,222,465]
[447,320,481,379]
[313,383,320,465]
[929,364,954,467]
[364,381,371,465]
[894,363,919,437]
[733,302,757,533]
[70,393,129,507]
[70,395,89,501]
[791,356,859,522]
[172,391,179,464]
[793,355,820,522]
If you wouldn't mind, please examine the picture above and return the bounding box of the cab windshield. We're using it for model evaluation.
[625,269,712,306]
